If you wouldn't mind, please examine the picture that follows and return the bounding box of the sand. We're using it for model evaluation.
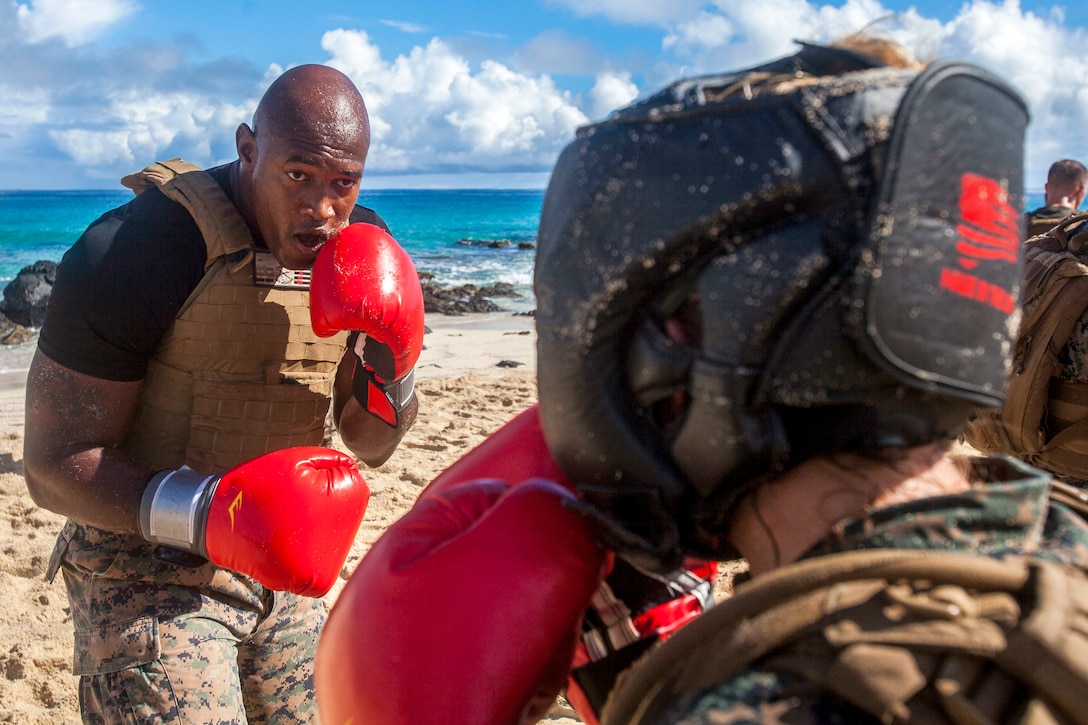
[0,313,591,724]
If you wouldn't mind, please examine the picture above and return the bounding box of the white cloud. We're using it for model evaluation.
[48,128,138,166]
[49,90,251,169]
[672,0,898,75]
[930,1,1088,188]
[322,29,588,174]
[635,0,1088,190]
[16,0,137,46]
[663,11,735,53]
[0,86,50,125]
[4,0,1088,192]
[589,71,639,120]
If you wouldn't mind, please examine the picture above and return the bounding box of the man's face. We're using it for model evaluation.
[240,128,365,270]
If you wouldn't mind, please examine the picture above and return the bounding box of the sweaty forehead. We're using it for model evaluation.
[256,80,369,157]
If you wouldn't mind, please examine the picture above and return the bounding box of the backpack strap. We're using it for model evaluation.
[120,158,254,273]
[1051,211,1088,253]
[964,216,1088,470]
[1049,479,1088,518]
[603,549,1088,725]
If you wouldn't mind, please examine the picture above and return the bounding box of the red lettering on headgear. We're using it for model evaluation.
[938,173,1018,313]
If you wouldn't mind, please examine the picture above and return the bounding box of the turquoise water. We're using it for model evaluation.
[0,186,1052,375]
[0,186,1049,294]
[0,188,544,313]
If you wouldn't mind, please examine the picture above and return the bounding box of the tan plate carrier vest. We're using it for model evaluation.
[604,549,1088,725]
[964,212,1088,481]
[116,159,348,473]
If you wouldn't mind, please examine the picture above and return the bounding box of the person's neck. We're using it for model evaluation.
[1045,195,1079,210]
[728,443,970,577]
[228,161,265,249]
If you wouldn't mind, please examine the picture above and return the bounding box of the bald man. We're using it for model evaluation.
[24,65,420,723]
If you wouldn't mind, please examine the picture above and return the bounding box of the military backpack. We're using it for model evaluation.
[603,548,1088,724]
[964,212,1088,482]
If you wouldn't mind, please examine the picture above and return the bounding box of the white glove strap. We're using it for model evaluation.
[352,332,368,360]
[139,467,219,555]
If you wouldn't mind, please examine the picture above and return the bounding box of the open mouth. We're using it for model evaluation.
[295,232,328,251]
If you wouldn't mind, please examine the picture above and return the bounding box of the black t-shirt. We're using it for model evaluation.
[39,163,388,381]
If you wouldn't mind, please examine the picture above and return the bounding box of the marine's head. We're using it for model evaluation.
[235,64,371,270]
[534,39,1028,569]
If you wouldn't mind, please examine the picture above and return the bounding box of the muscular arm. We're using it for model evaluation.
[331,347,417,467]
[22,350,153,533]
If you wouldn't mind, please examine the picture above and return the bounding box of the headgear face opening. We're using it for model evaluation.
[534,43,1028,569]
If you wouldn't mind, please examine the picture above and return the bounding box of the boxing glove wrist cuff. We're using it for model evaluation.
[351,364,416,426]
[139,468,219,556]
[384,368,416,411]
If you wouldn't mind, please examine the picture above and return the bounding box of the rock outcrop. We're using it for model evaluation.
[1,261,56,329]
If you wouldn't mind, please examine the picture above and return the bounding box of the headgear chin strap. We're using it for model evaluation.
[535,45,1028,569]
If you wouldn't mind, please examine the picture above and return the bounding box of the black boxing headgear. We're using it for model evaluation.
[534,43,1028,569]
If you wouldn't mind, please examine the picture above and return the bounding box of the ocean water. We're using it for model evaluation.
[1,187,1049,284]
[0,186,1052,377]
[0,187,544,312]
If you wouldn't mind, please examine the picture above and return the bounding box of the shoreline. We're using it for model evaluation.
[0,311,538,439]
[416,311,536,380]
[0,341,33,437]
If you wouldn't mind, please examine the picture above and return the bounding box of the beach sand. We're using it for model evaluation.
[0,313,591,724]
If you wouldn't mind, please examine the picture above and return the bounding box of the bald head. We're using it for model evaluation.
[253,64,370,157]
[232,64,373,270]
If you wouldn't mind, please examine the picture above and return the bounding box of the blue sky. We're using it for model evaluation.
[2,0,1087,191]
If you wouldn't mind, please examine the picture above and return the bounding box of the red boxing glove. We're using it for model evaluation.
[310,222,425,426]
[139,446,370,597]
[421,405,716,725]
[315,479,608,725]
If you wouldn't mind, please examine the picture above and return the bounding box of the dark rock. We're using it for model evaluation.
[496,360,523,368]
[476,282,518,298]
[1,260,57,327]
[0,310,36,346]
[457,238,511,249]
[420,275,525,316]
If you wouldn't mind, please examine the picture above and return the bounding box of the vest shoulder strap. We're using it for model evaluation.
[120,158,253,271]
[604,549,1088,725]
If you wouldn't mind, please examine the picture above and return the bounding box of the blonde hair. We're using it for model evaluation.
[831,32,925,70]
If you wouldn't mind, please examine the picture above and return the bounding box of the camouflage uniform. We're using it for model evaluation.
[47,520,323,723]
[659,456,1088,724]
[33,161,373,723]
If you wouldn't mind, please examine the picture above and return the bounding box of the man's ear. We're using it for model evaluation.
[236,124,257,168]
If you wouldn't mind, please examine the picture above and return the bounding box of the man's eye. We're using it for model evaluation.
[286,170,306,181]
[336,178,359,190]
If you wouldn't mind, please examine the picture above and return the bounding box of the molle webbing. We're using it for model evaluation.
[118,159,347,473]
[603,549,1088,725]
